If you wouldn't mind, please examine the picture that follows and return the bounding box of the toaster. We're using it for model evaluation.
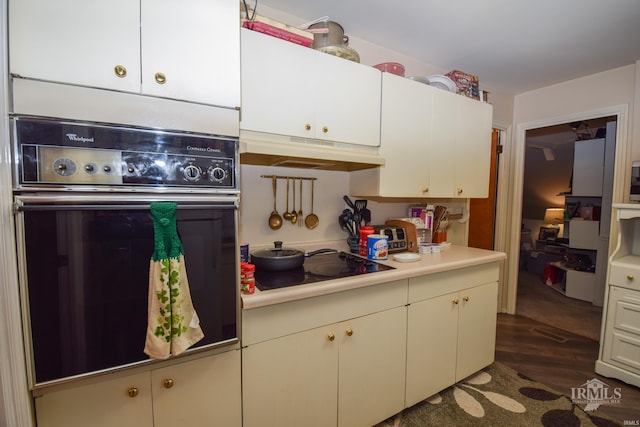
[374,225,408,253]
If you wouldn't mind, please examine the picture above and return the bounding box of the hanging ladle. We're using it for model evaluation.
[305,179,319,229]
[268,176,283,230]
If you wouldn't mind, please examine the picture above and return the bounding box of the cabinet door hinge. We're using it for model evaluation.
[496,144,503,155]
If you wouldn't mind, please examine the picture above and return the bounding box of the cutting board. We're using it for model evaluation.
[385,219,418,252]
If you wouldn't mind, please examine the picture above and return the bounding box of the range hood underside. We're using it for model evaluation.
[239,131,385,171]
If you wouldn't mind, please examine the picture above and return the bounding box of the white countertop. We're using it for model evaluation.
[242,245,506,309]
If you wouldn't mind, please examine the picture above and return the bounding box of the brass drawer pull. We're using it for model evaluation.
[127,387,139,398]
[627,275,634,281]
[163,378,174,389]
[345,328,353,336]
[155,72,167,84]
[327,333,335,342]
[114,65,127,78]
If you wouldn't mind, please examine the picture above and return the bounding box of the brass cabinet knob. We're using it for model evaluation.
[155,72,167,84]
[304,123,311,131]
[327,333,335,342]
[114,65,127,78]
[627,275,634,281]
[163,378,174,389]
[345,328,353,336]
[452,299,459,305]
[423,187,429,193]
[322,126,328,133]
[457,188,463,195]
[127,387,139,398]
[463,296,470,302]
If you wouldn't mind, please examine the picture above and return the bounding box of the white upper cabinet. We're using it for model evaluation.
[350,73,493,198]
[365,71,434,197]
[9,0,240,109]
[240,28,381,147]
[428,89,493,197]
[10,0,140,91]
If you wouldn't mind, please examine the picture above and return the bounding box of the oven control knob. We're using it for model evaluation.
[183,165,201,181]
[84,163,96,173]
[208,166,227,182]
[53,158,76,176]
[103,165,112,174]
[126,164,139,175]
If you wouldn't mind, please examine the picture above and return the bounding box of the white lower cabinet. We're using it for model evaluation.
[596,204,640,387]
[337,307,406,426]
[242,280,408,427]
[242,324,338,427]
[34,349,242,427]
[599,286,640,376]
[242,262,501,425]
[405,265,499,407]
[243,306,406,427]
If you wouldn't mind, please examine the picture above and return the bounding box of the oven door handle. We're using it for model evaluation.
[15,203,236,212]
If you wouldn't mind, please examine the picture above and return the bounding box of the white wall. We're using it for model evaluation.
[239,164,468,249]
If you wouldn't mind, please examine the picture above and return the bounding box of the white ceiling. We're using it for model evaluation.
[256,0,640,95]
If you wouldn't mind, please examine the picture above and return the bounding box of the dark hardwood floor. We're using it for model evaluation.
[495,313,640,424]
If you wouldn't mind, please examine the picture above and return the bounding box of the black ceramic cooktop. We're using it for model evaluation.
[254,251,395,291]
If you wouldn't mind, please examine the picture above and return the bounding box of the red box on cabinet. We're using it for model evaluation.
[445,70,480,99]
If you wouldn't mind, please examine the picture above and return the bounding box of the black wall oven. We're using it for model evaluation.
[11,116,240,389]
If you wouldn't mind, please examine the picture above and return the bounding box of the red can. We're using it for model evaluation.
[359,226,374,256]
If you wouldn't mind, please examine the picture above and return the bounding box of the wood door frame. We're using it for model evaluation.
[469,129,500,250]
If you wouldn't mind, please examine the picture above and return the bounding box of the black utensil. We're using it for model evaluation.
[343,195,356,211]
[360,208,371,225]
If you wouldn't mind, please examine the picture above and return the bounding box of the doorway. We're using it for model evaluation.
[501,105,629,338]
[516,116,615,340]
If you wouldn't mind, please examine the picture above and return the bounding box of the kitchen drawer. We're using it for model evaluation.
[601,286,640,374]
[610,258,640,290]
[242,279,408,345]
[610,290,640,336]
[408,262,499,303]
[605,330,640,374]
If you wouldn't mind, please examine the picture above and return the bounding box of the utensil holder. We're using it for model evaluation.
[347,236,359,254]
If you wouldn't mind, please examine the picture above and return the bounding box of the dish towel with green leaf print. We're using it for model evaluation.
[144,202,204,360]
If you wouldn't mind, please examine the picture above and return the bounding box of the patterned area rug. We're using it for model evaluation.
[377,362,621,426]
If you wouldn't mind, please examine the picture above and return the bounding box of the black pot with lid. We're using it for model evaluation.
[250,241,337,271]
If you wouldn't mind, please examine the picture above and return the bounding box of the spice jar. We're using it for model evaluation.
[241,262,255,294]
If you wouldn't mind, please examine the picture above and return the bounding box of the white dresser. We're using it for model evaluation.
[596,204,640,387]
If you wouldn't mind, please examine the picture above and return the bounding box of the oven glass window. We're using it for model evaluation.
[21,204,238,385]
